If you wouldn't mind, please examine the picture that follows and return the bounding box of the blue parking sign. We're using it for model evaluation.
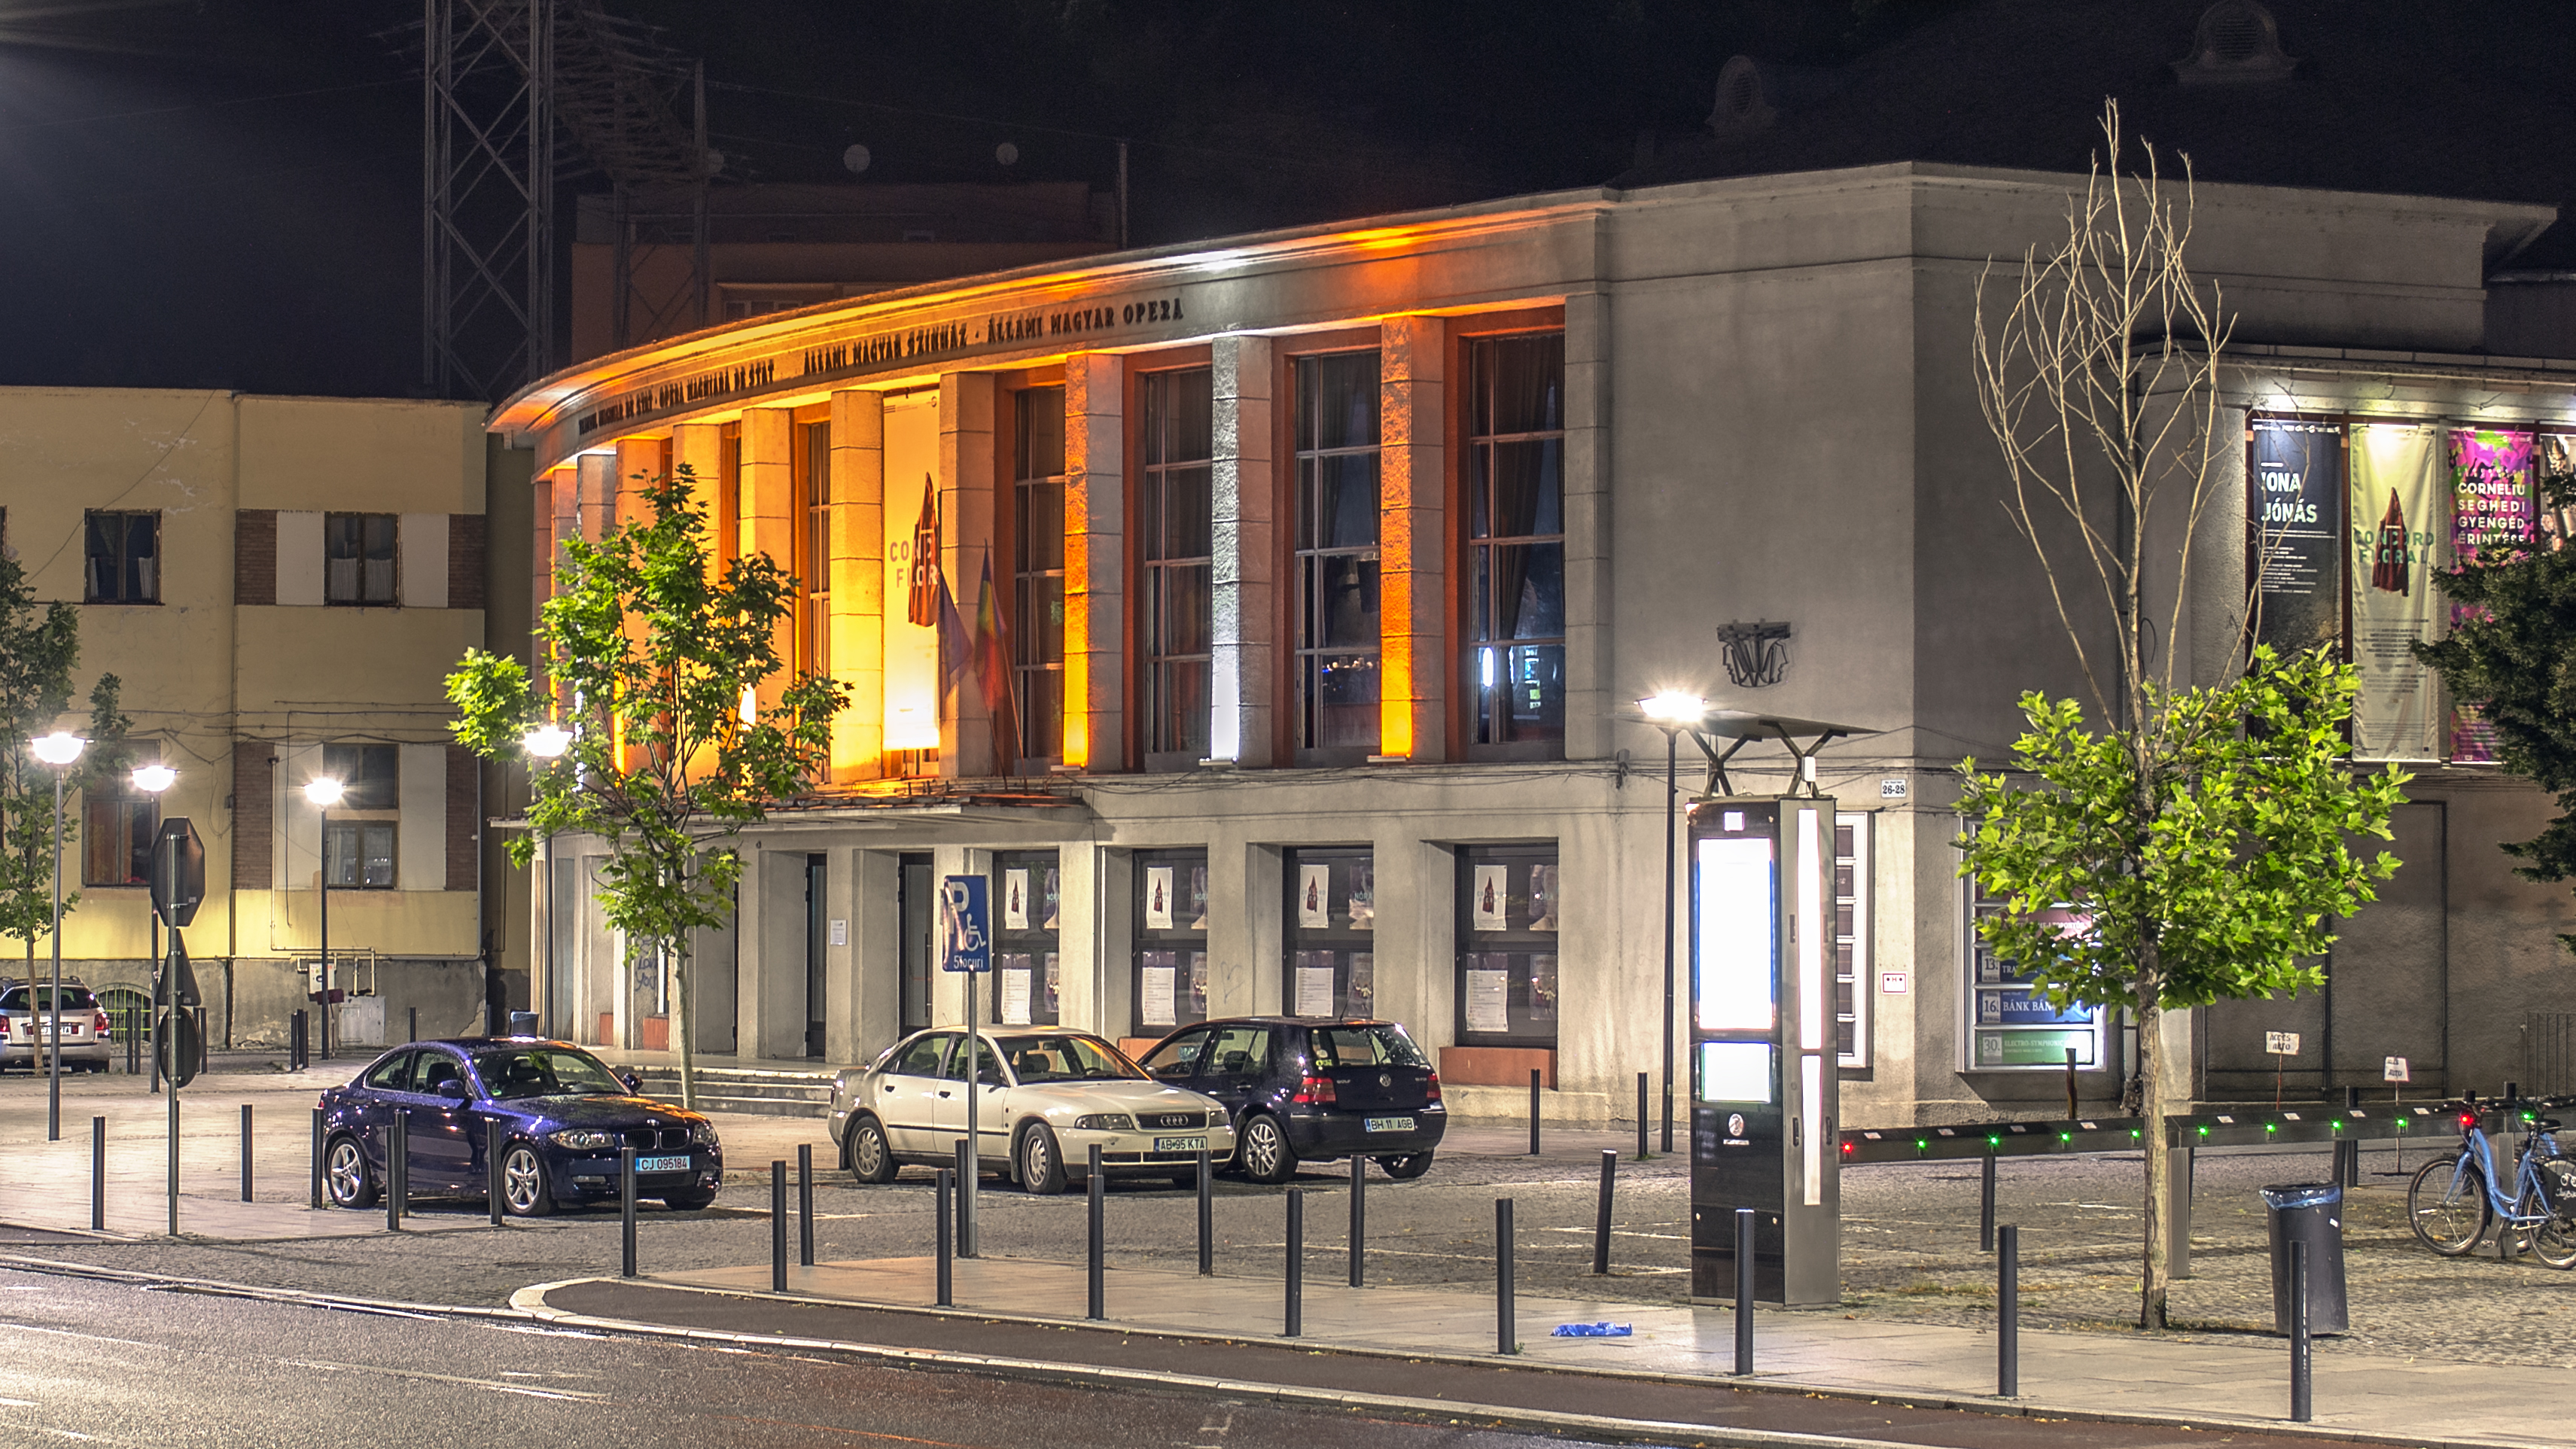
[939,875,991,973]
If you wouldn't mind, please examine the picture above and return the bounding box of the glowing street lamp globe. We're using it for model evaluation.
[130,764,177,793]
[303,778,346,808]
[1637,691,1710,726]
[29,732,85,766]
[521,724,571,759]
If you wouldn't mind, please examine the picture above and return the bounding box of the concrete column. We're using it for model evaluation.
[1211,335,1276,766]
[1095,848,1134,1040]
[576,452,617,542]
[671,423,728,561]
[846,848,904,1065]
[613,436,666,523]
[1055,845,1103,1034]
[831,391,888,781]
[1379,315,1445,761]
[1064,354,1125,772]
[1206,837,1284,1019]
[739,407,797,714]
[1372,833,1454,1056]
[1562,290,1615,760]
[939,374,999,776]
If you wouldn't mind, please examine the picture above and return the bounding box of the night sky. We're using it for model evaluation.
[0,0,1931,401]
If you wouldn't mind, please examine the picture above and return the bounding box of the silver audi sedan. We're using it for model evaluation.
[830,1028,1235,1193]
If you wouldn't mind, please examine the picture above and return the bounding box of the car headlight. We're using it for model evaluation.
[688,1121,717,1146]
[550,1129,622,1151]
[1072,1113,1134,1131]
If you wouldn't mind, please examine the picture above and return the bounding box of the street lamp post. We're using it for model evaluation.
[1638,692,1710,1156]
[29,732,86,1142]
[305,776,346,1059]
[519,726,569,1040]
[129,764,175,1093]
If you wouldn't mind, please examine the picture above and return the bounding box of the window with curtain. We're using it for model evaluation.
[1293,351,1381,753]
[81,741,160,887]
[798,420,832,677]
[1140,367,1213,763]
[324,513,400,605]
[1013,386,1067,766]
[1463,332,1565,751]
[319,742,399,890]
[83,511,160,604]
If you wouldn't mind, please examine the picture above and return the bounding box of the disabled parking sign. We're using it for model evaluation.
[939,875,991,973]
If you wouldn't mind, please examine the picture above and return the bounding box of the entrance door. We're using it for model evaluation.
[805,853,827,1058]
[900,853,933,1033]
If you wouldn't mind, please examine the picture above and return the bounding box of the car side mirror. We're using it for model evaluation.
[620,1070,642,1094]
[436,1079,471,1102]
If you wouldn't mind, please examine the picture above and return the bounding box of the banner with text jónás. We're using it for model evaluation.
[2249,416,2344,658]
[2447,428,2536,763]
[2349,422,2446,761]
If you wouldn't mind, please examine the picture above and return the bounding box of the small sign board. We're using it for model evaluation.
[1878,778,1908,800]
[2265,1030,2301,1056]
[829,918,848,947]
[938,875,991,973]
[1880,971,1908,995]
[2384,1055,2411,1083]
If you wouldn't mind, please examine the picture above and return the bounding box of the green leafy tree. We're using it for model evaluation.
[2413,461,2576,952]
[446,464,848,1111]
[1965,102,2406,1329]
[0,551,129,971]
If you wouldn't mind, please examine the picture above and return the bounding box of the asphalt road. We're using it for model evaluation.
[0,1266,1594,1449]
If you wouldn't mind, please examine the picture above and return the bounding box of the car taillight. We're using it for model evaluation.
[1294,1074,1338,1106]
[94,1011,110,1033]
[1425,1071,1442,1102]
[0,1018,11,1038]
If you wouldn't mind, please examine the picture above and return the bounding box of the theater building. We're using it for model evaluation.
[492,159,2576,1122]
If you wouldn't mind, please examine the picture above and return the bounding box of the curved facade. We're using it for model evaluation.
[495,163,2576,1119]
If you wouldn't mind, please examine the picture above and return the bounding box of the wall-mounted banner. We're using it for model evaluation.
[2248,416,2343,656]
[882,394,943,750]
[2447,428,2536,763]
[2349,422,2446,761]
[2543,436,2576,548]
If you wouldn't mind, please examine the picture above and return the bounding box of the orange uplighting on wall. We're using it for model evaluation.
[1378,475,1417,760]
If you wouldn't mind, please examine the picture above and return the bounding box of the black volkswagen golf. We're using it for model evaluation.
[1137,1017,1445,1183]
[317,1038,721,1215]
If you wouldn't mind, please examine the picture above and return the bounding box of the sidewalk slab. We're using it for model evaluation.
[637,1253,2563,1448]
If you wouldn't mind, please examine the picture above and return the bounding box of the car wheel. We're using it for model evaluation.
[1018,1123,1067,1195]
[499,1141,555,1217]
[324,1134,379,1209]
[662,1187,718,1211]
[1238,1114,1296,1185]
[1375,1150,1435,1180]
[846,1116,898,1185]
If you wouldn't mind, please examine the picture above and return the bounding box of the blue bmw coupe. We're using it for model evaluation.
[317,1038,722,1216]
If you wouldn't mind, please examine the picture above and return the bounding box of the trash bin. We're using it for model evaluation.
[507,1010,540,1037]
[2261,1182,2347,1335]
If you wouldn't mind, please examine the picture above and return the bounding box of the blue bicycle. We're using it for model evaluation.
[2407,1097,2576,1268]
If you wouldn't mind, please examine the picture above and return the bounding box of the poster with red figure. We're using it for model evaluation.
[2349,423,2445,762]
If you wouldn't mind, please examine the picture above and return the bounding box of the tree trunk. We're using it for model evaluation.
[671,933,697,1113]
[2136,972,2170,1330]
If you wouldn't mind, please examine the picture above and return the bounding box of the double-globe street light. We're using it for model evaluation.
[1637,691,1711,1155]
[305,775,345,1059]
[28,732,84,1140]
[519,724,570,1038]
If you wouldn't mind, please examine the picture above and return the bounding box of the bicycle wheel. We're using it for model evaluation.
[2523,1186,2576,1270]
[2409,1155,2490,1256]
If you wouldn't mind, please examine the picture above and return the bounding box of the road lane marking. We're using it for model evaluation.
[713,1414,979,1446]
[0,1323,161,1350]
[276,1359,608,1402]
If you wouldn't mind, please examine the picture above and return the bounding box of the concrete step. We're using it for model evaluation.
[618,1064,835,1119]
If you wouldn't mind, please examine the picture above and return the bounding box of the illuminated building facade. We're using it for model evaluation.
[496,163,2576,1119]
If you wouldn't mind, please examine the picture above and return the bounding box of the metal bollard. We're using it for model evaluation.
[1734,1207,1755,1375]
[91,1116,106,1231]
[407,1006,418,1044]
[487,1131,505,1227]
[1528,1068,1542,1155]
[1196,1149,1213,1277]
[1998,1224,2019,1397]
[1594,1149,1617,1275]
[1497,1198,1517,1354]
[309,1108,324,1210]
[620,1147,638,1278]
[771,1161,788,1292]
[797,1143,815,1266]
[386,1116,407,1231]
[934,1168,954,1307]
[1980,1153,1997,1253]
[241,1104,254,1203]
[1283,1188,1304,1337]
[1348,1154,1367,1288]
[1636,1072,1650,1161]
[953,1138,974,1259]
[2290,1240,2312,1422]
[1086,1143,1105,1320]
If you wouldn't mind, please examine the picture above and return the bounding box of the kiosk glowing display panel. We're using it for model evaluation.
[1698,1041,1775,1104]
[1694,836,1775,1032]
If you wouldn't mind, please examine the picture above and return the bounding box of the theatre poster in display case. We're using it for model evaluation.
[1454,843,1561,1048]
[1283,848,1374,1018]
[1959,861,2105,1071]
[1134,848,1210,1033]
[991,850,1061,1027]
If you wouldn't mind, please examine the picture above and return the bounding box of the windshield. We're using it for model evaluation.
[997,1034,1147,1083]
[2,987,96,1012]
[470,1046,627,1100]
[1311,1024,1430,1069]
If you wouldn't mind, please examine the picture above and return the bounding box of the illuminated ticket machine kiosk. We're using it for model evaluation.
[1689,793,1840,1307]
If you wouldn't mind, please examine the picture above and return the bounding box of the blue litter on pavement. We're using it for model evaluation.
[1550,1322,1633,1337]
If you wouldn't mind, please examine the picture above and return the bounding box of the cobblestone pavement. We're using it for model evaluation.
[8,1064,2568,1369]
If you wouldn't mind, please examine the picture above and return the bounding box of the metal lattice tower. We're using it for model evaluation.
[422,0,708,402]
